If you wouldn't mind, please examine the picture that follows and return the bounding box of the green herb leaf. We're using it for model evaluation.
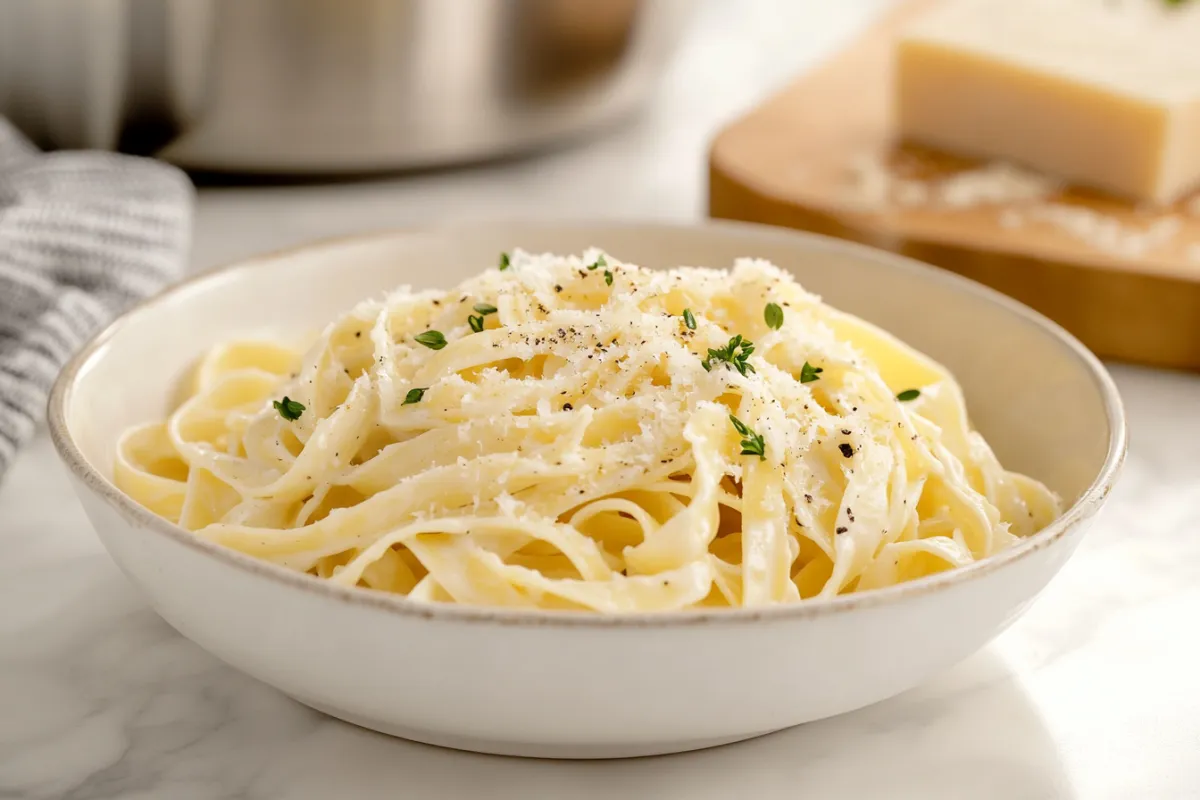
[800,361,823,383]
[682,308,697,330]
[272,396,305,421]
[742,439,766,459]
[473,303,498,316]
[403,387,427,405]
[764,302,784,330]
[896,388,920,402]
[499,252,511,271]
[415,330,447,350]
[604,269,614,286]
[468,315,485,333]
[729,415,766,460]
[702,334,756,377]
[588,254,607,271]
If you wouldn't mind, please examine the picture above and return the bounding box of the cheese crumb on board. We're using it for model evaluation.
[934,163,1060,209]
[1016,206,1182,260]
[840,153,1191,260]
[842,154,1058,212]
[896,0,1200,204]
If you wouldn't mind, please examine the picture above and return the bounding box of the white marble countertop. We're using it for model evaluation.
[3,1,1200,797]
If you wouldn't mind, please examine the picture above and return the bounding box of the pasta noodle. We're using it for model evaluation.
[115,251,1061,611]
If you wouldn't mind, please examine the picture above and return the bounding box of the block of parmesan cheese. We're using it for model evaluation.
[895,0,1200,205]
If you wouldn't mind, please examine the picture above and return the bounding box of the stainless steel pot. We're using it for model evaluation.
[0,0,692,172]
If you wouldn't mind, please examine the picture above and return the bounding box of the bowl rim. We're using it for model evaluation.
[47,218,1127,628]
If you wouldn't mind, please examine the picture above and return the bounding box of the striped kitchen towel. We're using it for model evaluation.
[0,118,192,478]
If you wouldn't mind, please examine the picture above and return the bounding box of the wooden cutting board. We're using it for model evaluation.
[708,0,1200,371]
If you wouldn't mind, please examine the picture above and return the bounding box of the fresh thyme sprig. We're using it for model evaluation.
[703,334,755,376]
[729,415,765,460]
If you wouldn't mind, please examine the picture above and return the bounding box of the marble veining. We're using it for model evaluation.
[2,1,1199,797]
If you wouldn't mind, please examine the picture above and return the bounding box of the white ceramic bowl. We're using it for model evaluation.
[49,221,1125,759]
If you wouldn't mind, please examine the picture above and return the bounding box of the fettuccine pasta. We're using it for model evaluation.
[115,251,1060,611]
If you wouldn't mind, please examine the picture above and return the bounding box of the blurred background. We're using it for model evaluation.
[0,0,889,267]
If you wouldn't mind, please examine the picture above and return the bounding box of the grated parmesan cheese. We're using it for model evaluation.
[840,153,1195,260]
[1015,205,1182,260]
[843,154,893,211]
[935,163,1061,208]
[841,154,1059,212]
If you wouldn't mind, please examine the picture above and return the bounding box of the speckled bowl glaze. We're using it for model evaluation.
[49,221,1125,759]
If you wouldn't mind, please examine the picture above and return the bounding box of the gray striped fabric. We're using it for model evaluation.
[0,118,192,478]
